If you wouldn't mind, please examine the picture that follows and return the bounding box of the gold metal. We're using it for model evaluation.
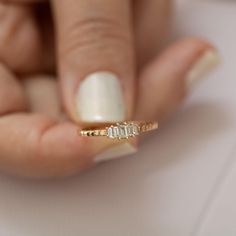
[80,121,158,139]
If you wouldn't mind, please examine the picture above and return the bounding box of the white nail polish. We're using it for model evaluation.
[94,143,137,163]
[76,72,125,123]
[186,50,221,89]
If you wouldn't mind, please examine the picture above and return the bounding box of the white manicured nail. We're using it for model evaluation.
[76,72,125,123]
[186,50,221,89]
[94,143,137,163]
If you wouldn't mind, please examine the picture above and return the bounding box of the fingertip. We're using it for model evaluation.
[186,49,221,90]
[136,37,221,120]
[0,114,114,178]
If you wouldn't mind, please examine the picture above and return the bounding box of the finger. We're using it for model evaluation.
[0,2,49,73]
[134,0,172,67]
[0,114,119,178]
[22,75,64,121]
[52,0,135,125]
[0,63,27,115]
[135,38,221,121]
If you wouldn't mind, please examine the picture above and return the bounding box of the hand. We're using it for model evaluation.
[0,0,220,178]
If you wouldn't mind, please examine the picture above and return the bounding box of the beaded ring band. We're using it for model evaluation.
[80,121,158,139]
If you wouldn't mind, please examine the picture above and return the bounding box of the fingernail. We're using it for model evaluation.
[94,142,137,163]
[186,50,221,89]
[76,72,125,123]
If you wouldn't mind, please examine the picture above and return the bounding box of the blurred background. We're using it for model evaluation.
[0,0,235,235]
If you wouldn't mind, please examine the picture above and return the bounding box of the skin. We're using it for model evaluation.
[0,0,215,178]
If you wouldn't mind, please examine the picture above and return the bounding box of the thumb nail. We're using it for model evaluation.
[76,71,126,123]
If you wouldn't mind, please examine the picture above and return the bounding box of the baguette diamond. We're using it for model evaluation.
[107,123,140,139]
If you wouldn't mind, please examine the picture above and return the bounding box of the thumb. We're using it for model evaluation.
[52,0,135,125]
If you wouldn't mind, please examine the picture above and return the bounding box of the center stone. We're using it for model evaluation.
[107,123,139,139]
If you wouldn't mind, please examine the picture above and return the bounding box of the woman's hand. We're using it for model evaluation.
[0,0,220,178]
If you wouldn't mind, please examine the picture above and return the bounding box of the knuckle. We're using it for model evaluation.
[0,5,42,72]
[60,16,133,58]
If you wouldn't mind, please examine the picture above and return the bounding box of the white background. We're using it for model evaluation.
[0,1,236,235]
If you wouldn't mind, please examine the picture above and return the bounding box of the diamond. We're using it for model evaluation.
[118,125,128,138]
[129,124,139,136]
[107,123,140,139]
[113,127,120,137]
[107,127,115,138]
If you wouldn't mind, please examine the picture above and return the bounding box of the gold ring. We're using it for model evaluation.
[79,121,158,139]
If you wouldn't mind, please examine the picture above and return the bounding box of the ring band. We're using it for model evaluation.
[80,121,158,139]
